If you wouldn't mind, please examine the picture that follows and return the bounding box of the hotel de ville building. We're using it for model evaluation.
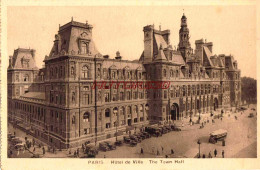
[7,14,241,149]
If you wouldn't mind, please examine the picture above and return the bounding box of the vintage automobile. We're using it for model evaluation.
[84,144,99,158]
[14,143,25,151]
[209,129,228,144]
[104,141,116,150]
[142,132,151,138]
[136,133,146,140]
[165,125,172,132]
[145,127,162,137]
[11,137,24,145]
[248,113,254,118]
[123,136,132,143]
[171,125,181,131]
[115,140,123,146]
[158,126,168,134]
[129,140,137,147]
[129,135,141,143]
[99,142,110,151]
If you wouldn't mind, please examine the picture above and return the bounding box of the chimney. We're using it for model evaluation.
[115,51,122,60]
[9,56,13,68]
[31,49,36,60]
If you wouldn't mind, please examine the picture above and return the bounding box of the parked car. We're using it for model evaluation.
[123,136,132,143]
[171,125,181,131]
[84,144,99,158]
[11,137,24,145]
[209,129,227,144]
[136,133,146,140]
[145,127,162,137]
[158,126,168,134]
[104,141,116,150]
[165,125,172,132]
[142,132,151,138]
[99,142,110,151]
[129,135,141,143]
[130,140,137,147]
[115,140,123,146]
[248,113,254,118]
[14,143,25,151]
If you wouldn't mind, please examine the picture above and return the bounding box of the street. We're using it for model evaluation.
[8,104,257,158]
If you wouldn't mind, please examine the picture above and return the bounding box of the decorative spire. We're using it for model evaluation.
[71,17,73,21]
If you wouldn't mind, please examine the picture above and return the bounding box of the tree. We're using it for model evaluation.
[241,77,257,104]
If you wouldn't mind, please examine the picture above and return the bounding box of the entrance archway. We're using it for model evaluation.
[170,103,179,120]
[213,98,218,111]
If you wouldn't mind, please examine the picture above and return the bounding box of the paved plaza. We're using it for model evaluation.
[8,104,257,158]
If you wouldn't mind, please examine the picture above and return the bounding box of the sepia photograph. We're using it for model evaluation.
[2,3,258,165]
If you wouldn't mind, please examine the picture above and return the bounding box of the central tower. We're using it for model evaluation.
[178,13,192,61]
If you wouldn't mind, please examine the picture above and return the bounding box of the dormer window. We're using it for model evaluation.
[79,40,90,55]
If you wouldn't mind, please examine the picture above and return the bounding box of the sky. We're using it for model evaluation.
[7,6,256,78]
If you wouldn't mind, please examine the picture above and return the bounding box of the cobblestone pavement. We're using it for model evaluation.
[8,104,257,158]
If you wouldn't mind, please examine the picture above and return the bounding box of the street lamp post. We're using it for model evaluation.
[197,139,201,158]
[94,54,98,146]
[113,108,118,141]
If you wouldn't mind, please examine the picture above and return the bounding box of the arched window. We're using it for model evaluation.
[82,65,89,78]
[127,91,131,100]
[81,42,89,54]
[83,112,90,122]
[24,74,29,82]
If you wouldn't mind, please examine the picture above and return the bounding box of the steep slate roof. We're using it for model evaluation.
[102,60,145,70]
[21,92,45,100]
[203,46,214,67]
[9,48,38,70]
[154,46,167,61]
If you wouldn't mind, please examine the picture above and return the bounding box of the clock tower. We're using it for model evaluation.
[178,13,192,62]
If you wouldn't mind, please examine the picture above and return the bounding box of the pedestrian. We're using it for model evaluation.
[208,151,212,158]
[42,147,45,155]
[165,155,168,158]
[214,149,217,157]
[140,148,143,154]
[14,131,16,136]
[222,150,225,158]
[69,149,71,155]
[104,155,106,158]
[17,150,20,156]
[157,149,160,156]
[202,154,206,158]
[74,151,77,157]
[33,147,36,152]
[161,146,164,153]
[151,147,154,154]
[39,143,41,148]
[171,149,174,155]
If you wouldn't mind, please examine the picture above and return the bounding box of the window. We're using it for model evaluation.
[120,92,124,100]
[105,93,110,102]
[134,118,138,123]
[24,74,29,82]
[72,92,76,103]
[84,128,89,135]
[105,109,110,117]
[106,123,111,128]
[82,65,89,78]
[164,90,167,99]
[163,69,167,77]
[83,93,90,105]
[127,91,131,100]
[81,42,89,54]
[71,66,74,75]
[83,112,90,122]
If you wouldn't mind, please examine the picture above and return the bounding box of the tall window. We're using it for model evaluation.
[83,112,90,122]
[120,92,124,100]
[163,69,167,77]
[83,93,90,105]
[127,91,131,100]
[24,74,29,82]
[81,42,89,54]
[105,93,110,102]
[82,65,89,78]
[105,109,110,117]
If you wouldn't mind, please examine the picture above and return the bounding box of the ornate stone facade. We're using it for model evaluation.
[7,14,241,149]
